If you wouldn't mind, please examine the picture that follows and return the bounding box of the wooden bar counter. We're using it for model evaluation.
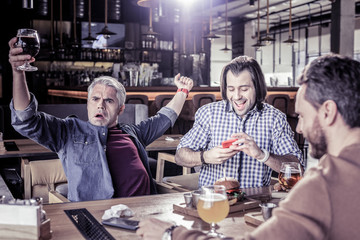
[47,86,298,102]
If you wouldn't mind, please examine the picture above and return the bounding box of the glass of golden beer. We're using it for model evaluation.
[278,162,303,190]
[197,185,230,238]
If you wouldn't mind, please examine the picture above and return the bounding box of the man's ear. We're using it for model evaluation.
[320,100,337,126]
[118,104,125,115]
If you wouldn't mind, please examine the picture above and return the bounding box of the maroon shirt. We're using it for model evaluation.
[106,127,150,197]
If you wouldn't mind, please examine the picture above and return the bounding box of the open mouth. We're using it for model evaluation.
[234,100,246,111]
[94,113,105,119]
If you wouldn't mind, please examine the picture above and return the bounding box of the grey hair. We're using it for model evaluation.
[87,76,126,106]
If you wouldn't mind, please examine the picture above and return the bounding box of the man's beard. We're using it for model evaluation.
[307,117,327,159]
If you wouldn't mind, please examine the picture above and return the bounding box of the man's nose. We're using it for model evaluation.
[97,100,105,109]
[234,89,242,99]
[296,121,302,134]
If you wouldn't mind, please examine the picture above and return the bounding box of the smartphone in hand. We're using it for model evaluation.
[221,139,237,148]
[102,217,139,231]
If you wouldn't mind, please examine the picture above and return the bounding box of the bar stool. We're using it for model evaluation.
[192,93,216,111]
[178,100,196,134]
[155,94,176,133]
[125,94,149,105]
[154,94,174,109]
[265,94,290,115]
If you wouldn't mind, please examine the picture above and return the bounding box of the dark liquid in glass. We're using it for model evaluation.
[16,36,40,57]
[278,170,302,190]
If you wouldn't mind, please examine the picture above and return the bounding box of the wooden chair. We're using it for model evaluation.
[154,95,176,133]
[265,94,290,115]
[155,152,199,193]
[49,190,70,203]
[125,94,149,105]
[192,93,216,110]
[21,158,69,203]
[154,94,174,110]
[177,100,196,134]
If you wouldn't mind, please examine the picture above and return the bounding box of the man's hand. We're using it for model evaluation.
[8,37,33,72]
[136,218,174,240]
[203,146,240,165]
[174,73,194,91]
[229,132,264,160]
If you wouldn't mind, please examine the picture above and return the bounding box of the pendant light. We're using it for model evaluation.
[262,0,275,45]
[137,0,159,43]
[50,0,54,51]
[199,0,206,57]
[220,0,231,52]
[59,0,63,47]
[96,0,116,39]
[204,0,220,41]
[71,0,80,47]
[181,23,187,58]
[190,32,197,57]
[252,0,264,51]
[283,0,297,45]
[82,0,96,43]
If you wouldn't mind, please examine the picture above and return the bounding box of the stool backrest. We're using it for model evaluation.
[155,95,175,110]
[193,94,216,110]
[265,94,290,115]
[125,94,149,105]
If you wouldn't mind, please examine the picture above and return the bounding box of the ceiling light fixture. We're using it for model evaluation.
[96,0,116,39]
[252,0,264,51]
[220,0,231,52]
[204,0,220,41]
[181,24,187,58]
[138,0,159,42]
[83,0,96,43]
[283,0,297,45]
[59,0,63,47]
[71,0,80,47]
[262,0,275,45]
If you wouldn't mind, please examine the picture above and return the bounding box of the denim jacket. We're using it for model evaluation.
[10,94,177,201]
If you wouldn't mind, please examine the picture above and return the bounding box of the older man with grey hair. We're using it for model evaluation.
[8,36,193,202]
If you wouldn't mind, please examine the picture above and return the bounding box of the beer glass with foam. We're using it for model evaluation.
[197,185,229,238]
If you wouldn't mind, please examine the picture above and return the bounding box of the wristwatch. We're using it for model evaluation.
[177,88,189,97]
[200,151,208,166]
[162,225,178,240]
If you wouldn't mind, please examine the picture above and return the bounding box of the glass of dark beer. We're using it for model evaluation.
[278,162,303,190]
[14,28,40,72]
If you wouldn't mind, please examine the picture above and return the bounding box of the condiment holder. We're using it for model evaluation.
[183,190,202,209]
[0,197,51,239]
[259,203,277,221]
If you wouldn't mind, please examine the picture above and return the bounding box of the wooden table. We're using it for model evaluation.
[0,134,181,159]
[43,192,262,240]
[0,139,54,159]
[146,134,182,152]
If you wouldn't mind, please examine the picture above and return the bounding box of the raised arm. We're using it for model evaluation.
[8,37,32,110]
[164,73,193,116]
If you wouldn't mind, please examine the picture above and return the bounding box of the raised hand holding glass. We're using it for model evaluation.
[14,29,40,72]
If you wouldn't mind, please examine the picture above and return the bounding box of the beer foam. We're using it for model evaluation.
[199,193,227,202]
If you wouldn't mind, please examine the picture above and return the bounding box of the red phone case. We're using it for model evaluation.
[221,139,237,148]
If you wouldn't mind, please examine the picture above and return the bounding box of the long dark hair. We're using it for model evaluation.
[297,53,360,128]
[220,56,267,110]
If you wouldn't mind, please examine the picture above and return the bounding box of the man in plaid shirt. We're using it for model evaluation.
[175,56,304,188]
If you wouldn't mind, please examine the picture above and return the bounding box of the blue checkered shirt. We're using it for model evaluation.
[177,100,304,188]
